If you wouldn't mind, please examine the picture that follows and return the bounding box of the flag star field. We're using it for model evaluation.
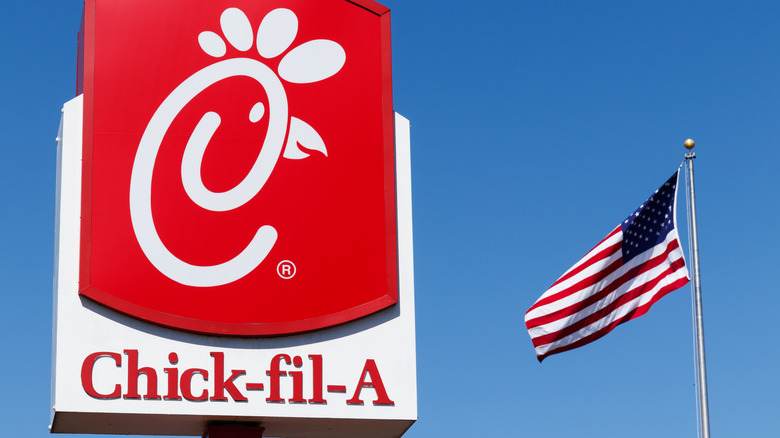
[622,172,678,262]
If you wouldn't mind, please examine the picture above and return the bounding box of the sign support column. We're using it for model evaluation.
[202,424,265,438]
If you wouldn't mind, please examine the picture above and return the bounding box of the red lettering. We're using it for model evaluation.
[80,350,398,407]
[163,352,181,400]
[123,349,161,399]
[308,354,325,403]
[266,354,290,403]
[289,355,305,403]
[81,352,121,399]
[210,352,247,402]
[346,359,394,405]
[180,368,209,401]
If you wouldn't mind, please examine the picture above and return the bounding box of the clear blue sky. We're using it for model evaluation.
[2,0,779,436]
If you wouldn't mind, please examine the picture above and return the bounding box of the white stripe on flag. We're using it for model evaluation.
[533,248,688,357]
[527,229,680,324]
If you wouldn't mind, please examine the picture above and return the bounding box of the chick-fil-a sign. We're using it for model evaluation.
[78,0,396,335]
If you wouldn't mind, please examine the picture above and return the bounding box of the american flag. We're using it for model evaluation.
[525,171,690,362]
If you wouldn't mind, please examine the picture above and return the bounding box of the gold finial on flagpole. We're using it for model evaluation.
[684,138,695,150]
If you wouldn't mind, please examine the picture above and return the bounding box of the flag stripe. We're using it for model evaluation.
[547,227,622,288]
[526,235,683,331]
[527,236,623,313]
[526,254,622,322]
[535,274,690,361]
[535,270,689,357]
[530,241,686,347]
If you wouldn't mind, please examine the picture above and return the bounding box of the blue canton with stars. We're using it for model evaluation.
[620,172,679,263]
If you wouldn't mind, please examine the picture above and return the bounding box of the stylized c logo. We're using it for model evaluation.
[129,58,287,287]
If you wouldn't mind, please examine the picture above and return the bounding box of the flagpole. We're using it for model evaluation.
[683,139,710,438]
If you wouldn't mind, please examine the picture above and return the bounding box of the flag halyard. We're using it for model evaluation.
[526,171,690,362]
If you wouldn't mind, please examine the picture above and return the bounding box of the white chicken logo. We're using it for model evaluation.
[129,7,345,287]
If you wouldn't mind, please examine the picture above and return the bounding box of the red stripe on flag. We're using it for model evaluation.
[526,255,623,325]
[530,243,686,347]
[548,227,621,288]
[527,240,622,312]
[526,238,682,331]
[536,275,690,362]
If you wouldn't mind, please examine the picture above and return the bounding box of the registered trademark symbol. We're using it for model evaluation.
[277,260,296,279]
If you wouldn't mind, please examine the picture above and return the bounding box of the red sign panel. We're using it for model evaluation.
[78,0,395,336]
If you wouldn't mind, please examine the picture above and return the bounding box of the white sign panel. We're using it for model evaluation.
[51,95,416,437]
